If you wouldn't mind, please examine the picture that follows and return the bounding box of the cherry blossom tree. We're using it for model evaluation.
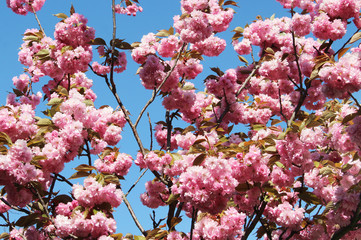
[2,0,361,239]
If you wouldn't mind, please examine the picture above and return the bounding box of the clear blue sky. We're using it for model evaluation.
[0,0,293,237]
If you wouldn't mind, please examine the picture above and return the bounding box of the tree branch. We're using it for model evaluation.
[242,200,267,240]
[31,5,46,36]
[125,169,148,197]
[122,194,147,236]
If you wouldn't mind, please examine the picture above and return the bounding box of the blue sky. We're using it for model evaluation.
[0,0,294,237]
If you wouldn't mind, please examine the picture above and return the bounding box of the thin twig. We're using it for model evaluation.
[217,89,231,125]
[0,198,30,214]
[278,88,288,126]
[287,75,302,90]
[287,28,312,126]
[242,201,267,240]
[175,202,184,218]
[122,194,147,236]
[46,176,57,204]
[147,112,153,151]
[334,29,361,57]
[125,169,148,197]
[190,207,197,240]
[30,183,51,219]
[349,91,361,109]
[31,5,46,36]
[110,0,117,92]
[236,64,260,97]
[291,9,303,88]
[54,173,73,187]
[85,141,92,171]
[166,110,172,151]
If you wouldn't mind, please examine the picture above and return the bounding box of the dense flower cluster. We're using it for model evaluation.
[115,1,143,16]
[4,0,361,239]
[6,0,45,15]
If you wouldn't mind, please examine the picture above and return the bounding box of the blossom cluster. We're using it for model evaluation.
[6,0,46,15]
[4,0,361,239]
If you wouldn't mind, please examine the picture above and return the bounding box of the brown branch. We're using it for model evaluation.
[349,91,361,109]
[334,29,361,57]
[242,200,267,240]
[236,64,260,97]
[53,173,73,187]
[166,110,172,151]
[30,182,51,219]
[31,5,46,36]
[287,28,311,125]
[110,0,117,93]
[125,169,148,197]
[189,207,198,240]
[147,112,153,151]
[122,194,147,236]
[0,198,30,214]
[278,88,288,127]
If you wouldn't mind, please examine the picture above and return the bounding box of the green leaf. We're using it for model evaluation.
[342,163,353,172]
[349,32,361,44]
[47,98,63,106]
[0,233,10,239]
[170,152,182,162]
[252,124,265,131]
[319,166,333,176]
[337,47,350,59]
[193,153,207,166]
[224,1,238,6]
[35,49,50,57]
[83,99,94,106]
[74,164,96,172]
[53,13,68,20]
[235,183,251,192]
[298,191,322,205]
[134,235,146,240]
[104,174,120,185]
[52,194,73,204]
[37,118,53,127]
[210,67,224,76]
[0,132,12,146]
[264,47,275,55]
[110,233,124,240]
[309,69,319,81]
[342,112,359,125]
[264,146,277,153]
[61,45,73,54]
[69,171,91,180]
[15,213,41,227]
[182,84,196,91]
[275,161,285,169]
[28,137,46,148]
[238,55,249,64]
[182,125,195,134]
[155,30,170,37]
[70,4,75,15]
[89,38,107,46]
[23,35,39,42]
